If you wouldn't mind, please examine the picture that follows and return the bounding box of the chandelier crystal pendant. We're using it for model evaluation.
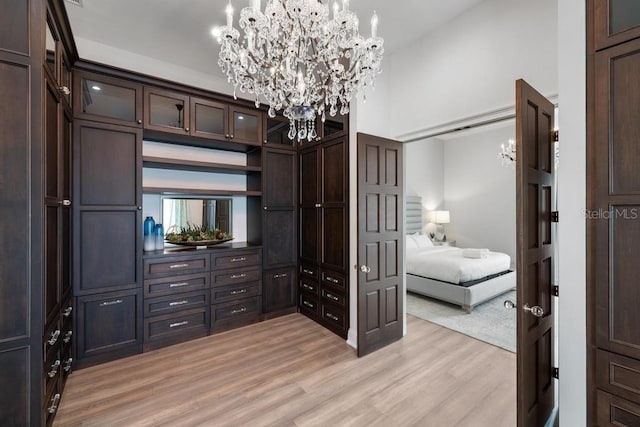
[217,0,384,142]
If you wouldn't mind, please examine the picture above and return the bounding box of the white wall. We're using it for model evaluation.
[389,0,558,137]
[443,124,516,264]
[558,0,587,424]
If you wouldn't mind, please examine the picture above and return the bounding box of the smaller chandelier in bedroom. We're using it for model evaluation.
[216,0,384,142]
[499,138,516,166]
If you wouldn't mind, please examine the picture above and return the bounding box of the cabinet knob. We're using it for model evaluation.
[137,206,142,210]
[59,199,71,206]
[230,134,234,139]
[225,134,230,139]
[263,206,268,210]
[263,139,268,144]
[137,119,142,124]
[185,127,190,132]
[59,86,71,95]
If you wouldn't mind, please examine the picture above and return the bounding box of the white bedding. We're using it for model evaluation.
[406,246,511,284]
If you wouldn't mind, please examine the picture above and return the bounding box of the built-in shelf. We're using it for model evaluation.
[143,187,262,197]
[143,156,261,175]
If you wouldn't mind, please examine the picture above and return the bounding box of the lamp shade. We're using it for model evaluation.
[433,210,450,224]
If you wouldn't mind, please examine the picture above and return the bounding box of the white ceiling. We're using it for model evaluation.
[66,0,484,78]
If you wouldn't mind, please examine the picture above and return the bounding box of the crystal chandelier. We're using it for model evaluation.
[217,0,384,142]
[499,138,516,166]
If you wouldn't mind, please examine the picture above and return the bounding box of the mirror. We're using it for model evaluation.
[162,197,232,234]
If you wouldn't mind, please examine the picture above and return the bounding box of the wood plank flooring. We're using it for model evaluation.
[54,314,516,426]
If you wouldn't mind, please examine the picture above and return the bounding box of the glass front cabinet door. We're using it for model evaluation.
[144,87,190,135]
[74,71,143,127]
[596,0,640,49]
[190,97,228,140]
[229,106,262,146]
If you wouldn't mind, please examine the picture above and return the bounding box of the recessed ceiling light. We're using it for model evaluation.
[238,115,245,120]
[91,85,101,91]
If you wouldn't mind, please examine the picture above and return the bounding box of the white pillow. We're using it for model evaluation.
[412,233,434,248]
[406,235,419,249]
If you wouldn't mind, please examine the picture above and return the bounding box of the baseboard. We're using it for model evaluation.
[347,328,357,349]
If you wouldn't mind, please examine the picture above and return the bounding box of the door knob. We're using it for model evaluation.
[360,265,371,273]
[504,300,516,309]
[523,304,544,318]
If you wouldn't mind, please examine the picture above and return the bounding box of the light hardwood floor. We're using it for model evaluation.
[55,314,516,426]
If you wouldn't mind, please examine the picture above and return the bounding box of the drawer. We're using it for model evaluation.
[300,264,318,279]
[144,290,210,318]
[144,307,209,344]
[211,249,262,269]
[597,389,640,427]
[44,349,61,397]
[144,254,209,278]
[322,304,347,330]
[597,349,640,404]
[212,266,261,287]
[300,292,319,316]
[299,277,319,295]
[212,296,261,327]
[321,288,346,307]
[43,383,61,427]
[144,272,209,298]
[211,281,261,304]
[322,270,346,291]
[43,319,61,360]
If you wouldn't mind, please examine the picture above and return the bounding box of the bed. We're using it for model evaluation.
[405,196,516,313]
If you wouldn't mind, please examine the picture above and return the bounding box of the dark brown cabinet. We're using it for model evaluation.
[144,86,263,145]
[299,135,349,338]
[74,70,143,127]
[589,2,640,423]
[262,147,298,316]
[73,118,142,367]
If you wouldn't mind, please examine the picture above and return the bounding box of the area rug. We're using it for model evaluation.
[407,290,516,353]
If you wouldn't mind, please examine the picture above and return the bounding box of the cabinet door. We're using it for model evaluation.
[75,289,142,361]
[322,137,347,205]
[321,207,347,272]
[596,0,640,50]
[60,110,72,299]
[229,105,262,145]
[263,209,297,267]
[74,71,143,127]
[263,115,296,149]
[144,87,190,135]
[300,146,320,204]
[263,267,296,313]
[300,207,319,265]
[264,148,296,207]
[190,97,228,140]
[321,113,348,139]
[74,121,141,207]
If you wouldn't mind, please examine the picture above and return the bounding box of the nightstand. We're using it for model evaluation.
[433,240,456,247]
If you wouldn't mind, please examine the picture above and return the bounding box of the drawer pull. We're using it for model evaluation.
[326,276,340,284]
[48,360,61,378]
[62,306,73,317]
[169,300,190,307]
[48,393,61,414]
[169,282,190,288]
[231,257,247,262]
[273,273,288,279]
[100,299,123,307]
[230,289,247,295]
[230,273,247,279]
[302,269,315,275]
[47,330,60,346]
[231,306,248,315]
[326,312,339,321]
[169,321,189,328]
[63,357,73,372]
[326,293,340,301]
[302,283,314,291]
[169,263,190,269]
[63,330,73,344]
[303,301,315,308]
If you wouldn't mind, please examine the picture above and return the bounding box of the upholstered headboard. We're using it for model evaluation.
[406,195,423,234]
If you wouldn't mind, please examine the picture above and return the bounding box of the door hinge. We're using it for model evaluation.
[551,211,559,223]
[553,367,559,379]
[552,285,559,297]
[553,130,559,142]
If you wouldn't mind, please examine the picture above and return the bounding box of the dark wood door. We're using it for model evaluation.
[357,133,404,357]
[589,30,640,424]
[515,79,556,427]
